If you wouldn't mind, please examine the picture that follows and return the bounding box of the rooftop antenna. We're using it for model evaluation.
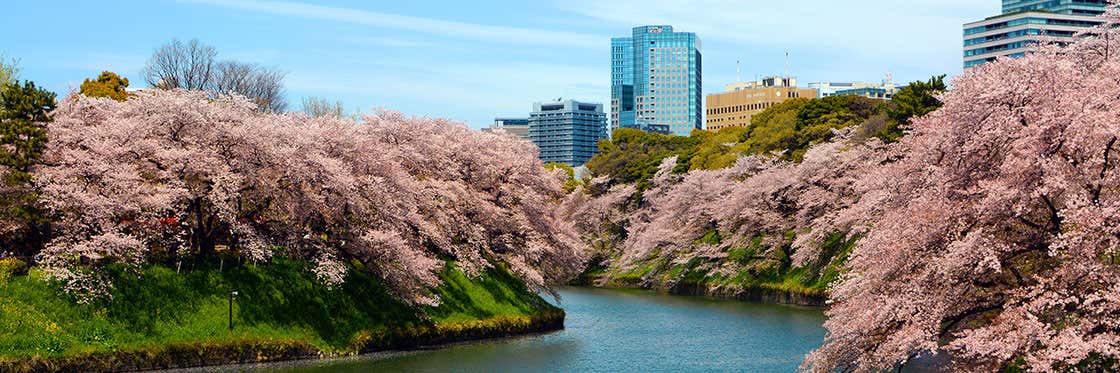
[785,50,790,86]
[736,60,741,83]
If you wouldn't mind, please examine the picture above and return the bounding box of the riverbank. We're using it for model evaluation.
[574,275,826,307]
[571,233,857,307]
[0,259,564,372]
[254,287,826,372]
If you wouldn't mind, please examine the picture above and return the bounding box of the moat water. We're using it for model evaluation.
[256,287,826,372]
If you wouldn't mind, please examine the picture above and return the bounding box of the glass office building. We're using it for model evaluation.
[963,0,1106,68]
[528,100,608,166]
[1001,0,1108,15]
[611,26,702,136]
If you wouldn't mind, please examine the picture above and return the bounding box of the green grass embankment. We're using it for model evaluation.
[582,232,857,306]
[0,258,563,371]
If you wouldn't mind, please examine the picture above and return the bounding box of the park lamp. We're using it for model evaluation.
[229,290,239,330]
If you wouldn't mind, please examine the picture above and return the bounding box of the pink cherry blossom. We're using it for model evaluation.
[37,89,587,304]
[805,5,1120,370]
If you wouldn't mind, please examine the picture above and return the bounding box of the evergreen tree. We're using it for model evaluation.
[0,80,55,256]
[878,75,947,142]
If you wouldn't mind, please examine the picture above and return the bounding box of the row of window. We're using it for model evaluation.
[1002,0,1107,14]
[965,17,1100,35]
[964,52,1027,67]
[964,28,1075,46]
[707,101,776,115]
[965,40,1039,56]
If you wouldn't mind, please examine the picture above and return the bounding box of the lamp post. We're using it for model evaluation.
[229,290,238,330]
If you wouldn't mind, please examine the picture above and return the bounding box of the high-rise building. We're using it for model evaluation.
[528,100,608,166]
[963,0,1106,68]
[1001,0,1108,15]
[611,25,702,136]
[706,77,817,131]
[483,117,531,140]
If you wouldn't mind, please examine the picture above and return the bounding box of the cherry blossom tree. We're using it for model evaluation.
[37,90,586,303]
[804,6,1120,370]
[566,133,886,287]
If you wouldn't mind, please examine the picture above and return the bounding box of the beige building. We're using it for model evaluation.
[705,77,817,131]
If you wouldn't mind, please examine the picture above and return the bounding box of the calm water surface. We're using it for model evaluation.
[255,287,825,372]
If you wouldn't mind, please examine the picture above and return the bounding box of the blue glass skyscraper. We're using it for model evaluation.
[611,26,702,137]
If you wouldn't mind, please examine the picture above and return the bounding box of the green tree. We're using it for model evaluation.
[879,75,947,142]
[0,54,19,89]
[79,71,131,101]
[745,95,881,161]
[687,126,751,171]
[586,128,700,189]
[0,80,56,256]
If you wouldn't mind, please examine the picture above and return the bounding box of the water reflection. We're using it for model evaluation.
[243,287,825,372]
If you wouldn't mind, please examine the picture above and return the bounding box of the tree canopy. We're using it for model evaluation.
[587,94,890,187]
[35,90,586,304]
[0,80,55,256]
[142,38,288,112]
[879,74,947,142]
[79,71,131,101]
[0,54,18,88]
[805,12,1120,372]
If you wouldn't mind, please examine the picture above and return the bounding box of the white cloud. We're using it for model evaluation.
[179,0,606,49]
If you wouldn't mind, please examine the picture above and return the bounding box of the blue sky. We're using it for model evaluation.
[2,0,996,129]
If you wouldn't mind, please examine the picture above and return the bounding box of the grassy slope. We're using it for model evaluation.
[586,232,857,302]
[0,258,558,360]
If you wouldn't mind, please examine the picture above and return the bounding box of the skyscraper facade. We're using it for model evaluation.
[1001,0,1108,15]
[963,0,1106,68]
[611,25,702,136]
[528,100,608,166]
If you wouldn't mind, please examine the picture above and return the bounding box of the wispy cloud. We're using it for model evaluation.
[179,0,605,49]
[567,0,995,67]
[353,37,433,48]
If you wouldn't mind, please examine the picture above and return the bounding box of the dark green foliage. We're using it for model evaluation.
[0,81,53,171]
[0,81,55,256]
[879,75,947,142]
[586,128,700,189]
